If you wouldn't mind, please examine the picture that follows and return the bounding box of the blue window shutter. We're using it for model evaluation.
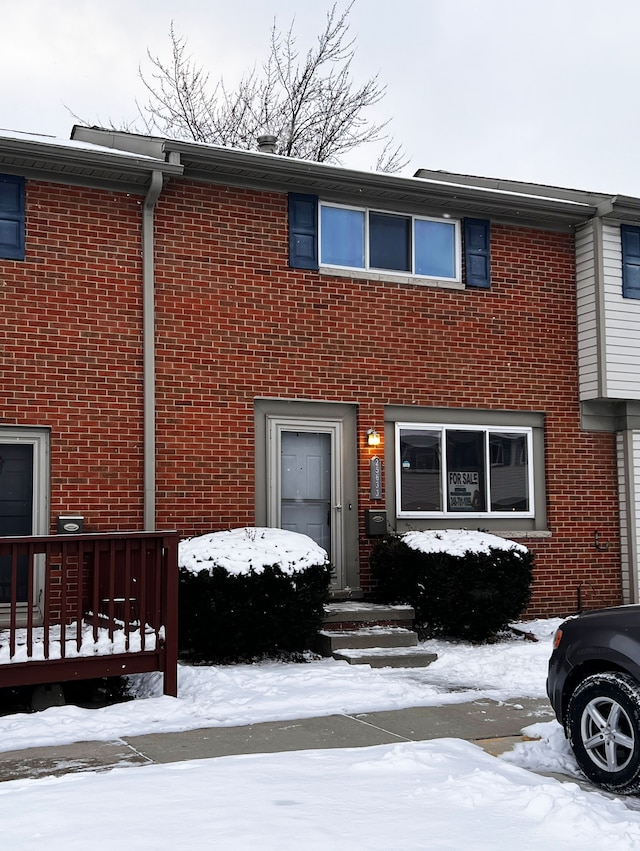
[464,218,490,289]
[0,175,25,261]
[621,225,640,299]
[288,193,318,270]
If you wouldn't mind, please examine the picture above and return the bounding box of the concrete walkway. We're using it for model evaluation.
[0,697,554,783]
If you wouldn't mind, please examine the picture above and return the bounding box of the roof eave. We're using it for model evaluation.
[0,133,183,193]
[413,167,612,207]
[599,195,640,224]
[161,142,596,226]
[18,126,600,226]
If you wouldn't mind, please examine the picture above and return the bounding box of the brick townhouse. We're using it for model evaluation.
[2,125,639,619]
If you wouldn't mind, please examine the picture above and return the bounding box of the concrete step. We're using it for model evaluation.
[332,646,438,669]
[323,602,415,629]
[317,627,418,655]
[318,602,434,667]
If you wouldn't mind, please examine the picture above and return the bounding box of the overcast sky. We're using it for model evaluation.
[3,0,639,194]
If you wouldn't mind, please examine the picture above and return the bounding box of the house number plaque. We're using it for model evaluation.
[370,456,382,499]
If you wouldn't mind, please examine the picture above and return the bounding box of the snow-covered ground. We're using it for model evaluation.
[3,617,640,849]
[1,528,640,848]
[0,615,559,751]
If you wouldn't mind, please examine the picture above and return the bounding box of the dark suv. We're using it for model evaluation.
[547,605,640,793]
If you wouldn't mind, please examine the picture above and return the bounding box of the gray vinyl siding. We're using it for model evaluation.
[577,221,640,401]
[576,221,600,399]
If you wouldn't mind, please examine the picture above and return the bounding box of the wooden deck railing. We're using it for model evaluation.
[0,531,179,696]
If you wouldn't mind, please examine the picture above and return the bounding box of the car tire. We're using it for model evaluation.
[567,671,640,793]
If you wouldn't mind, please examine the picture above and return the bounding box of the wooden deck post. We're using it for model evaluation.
[162,533,179,697]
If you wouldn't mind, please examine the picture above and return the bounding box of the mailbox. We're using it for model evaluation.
[365,509,387,536]
[57,515,84,534]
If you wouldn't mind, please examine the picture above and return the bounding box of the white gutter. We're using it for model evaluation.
[143,171,164,530]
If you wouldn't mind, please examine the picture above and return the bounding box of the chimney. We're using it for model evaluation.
[257,134,278,154]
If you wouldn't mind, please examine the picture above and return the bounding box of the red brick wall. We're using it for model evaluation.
[1,181,146,528]
[153,180,621,617]
[2,175,621,619]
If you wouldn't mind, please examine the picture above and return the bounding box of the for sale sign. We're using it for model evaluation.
[448,471,480,509]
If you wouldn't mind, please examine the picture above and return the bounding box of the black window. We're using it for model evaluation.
[369,212,411,272]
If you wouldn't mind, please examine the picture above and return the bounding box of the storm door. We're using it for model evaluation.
[0,431,49,620]
[268,418,344,588]
[0,444,33,601]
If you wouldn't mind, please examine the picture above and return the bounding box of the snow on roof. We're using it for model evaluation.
[412,174,596,206]
[0,127,166,161]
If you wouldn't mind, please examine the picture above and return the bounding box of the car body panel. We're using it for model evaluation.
[547,605,640,726]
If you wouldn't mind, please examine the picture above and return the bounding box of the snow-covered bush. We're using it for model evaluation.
[370,530,533,642]
[178,528,331,662]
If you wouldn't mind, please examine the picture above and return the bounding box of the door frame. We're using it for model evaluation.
[0,427,50,623]
[268,417,343,586]
[254,399,360,593]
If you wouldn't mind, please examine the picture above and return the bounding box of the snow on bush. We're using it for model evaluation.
[179,527,329,577]
[401,529,528,557]
[178,529,331,661]
[371,529,533,641]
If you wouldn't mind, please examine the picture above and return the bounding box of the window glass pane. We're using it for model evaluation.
[320,206,365,267]
[399,429,442,511]
[489,432,529,511]
[369,212,411,272]
[446,430,485,511]
[414,219,456,278]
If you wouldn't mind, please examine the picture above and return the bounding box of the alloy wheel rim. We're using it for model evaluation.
[581,696,635,772]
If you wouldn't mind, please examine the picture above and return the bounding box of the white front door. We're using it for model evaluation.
[268,418,344,588]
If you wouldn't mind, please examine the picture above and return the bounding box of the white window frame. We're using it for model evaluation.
[395,423,534,519]
[319,202,462,282]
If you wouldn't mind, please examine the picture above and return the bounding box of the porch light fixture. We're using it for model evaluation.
[367,428,381,447]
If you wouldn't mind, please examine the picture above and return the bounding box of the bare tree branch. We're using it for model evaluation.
[131,3,406,171]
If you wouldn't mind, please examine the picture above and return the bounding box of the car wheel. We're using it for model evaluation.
[567,671,640,793]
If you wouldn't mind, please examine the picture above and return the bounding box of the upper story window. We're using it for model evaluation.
[396,423,534,518]
[288,193,490,289]
[319,203,460,281]
[0,174,25,261]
